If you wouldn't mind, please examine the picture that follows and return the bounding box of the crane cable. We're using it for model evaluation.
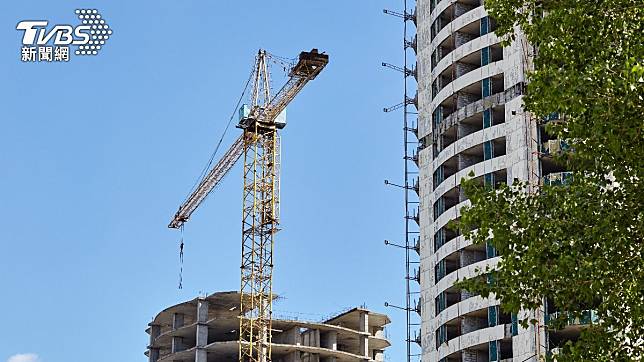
[177,61,256,290]
[178,224,184,289]
[186,66,257,200]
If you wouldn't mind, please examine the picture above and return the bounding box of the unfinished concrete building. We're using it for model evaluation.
[146,292,391,362]
[387,0,586,361]
[415,1,537,359]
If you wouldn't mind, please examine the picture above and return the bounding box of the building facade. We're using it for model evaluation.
[409,0,583,361]
[146,292,391,362]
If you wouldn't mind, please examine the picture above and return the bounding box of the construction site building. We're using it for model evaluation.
[388,0,585,361]
[146,292,391,362]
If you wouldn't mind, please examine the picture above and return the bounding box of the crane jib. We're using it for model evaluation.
[168,49,328,229]
[168,135,245,229]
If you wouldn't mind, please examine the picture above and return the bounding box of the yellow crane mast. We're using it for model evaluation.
[168,49,329,362]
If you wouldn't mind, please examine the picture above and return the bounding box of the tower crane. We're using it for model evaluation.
[168,49,328,362]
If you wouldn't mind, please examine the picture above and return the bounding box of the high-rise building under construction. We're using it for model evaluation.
[386,0,582,361]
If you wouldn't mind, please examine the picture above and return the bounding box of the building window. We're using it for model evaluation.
[489,340,500,361]
[480,16,490,36]
[435,259,446,282]
[435,292,447,315]
[483,108,492,128]
[482,77,492,98]
[484,140,494,160]
[488,305,499,327]
[481,46,490,66]
[434,228,446,252]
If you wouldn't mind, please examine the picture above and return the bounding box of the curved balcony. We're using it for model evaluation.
[432,121,506,168]
[432,122,507,183]
[430,0,483,41]
[434,242,487,283]
[433,199,467,233]
[432,32,500,79]
[433,148,506,194]
[430,7,500,74]
[431,85,522,150]
[434,295,498,329]
[431,63,504,115]
[432,156,507,229]
[433,257,499,296]
[433,234,474,262]
[437,324,510,360]
[546,310,598,352]
[431,5,486,54]
[433,234,465,260]
[430,0,481,24]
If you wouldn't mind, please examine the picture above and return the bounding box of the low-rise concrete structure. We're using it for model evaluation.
[146,292,391,362]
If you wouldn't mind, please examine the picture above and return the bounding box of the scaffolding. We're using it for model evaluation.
[383,2,422,362]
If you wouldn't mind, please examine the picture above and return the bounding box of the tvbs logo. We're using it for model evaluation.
[17,9,112,62]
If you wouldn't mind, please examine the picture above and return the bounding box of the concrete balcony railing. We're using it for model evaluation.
[429,83,523,146]
[436,324,508,360]
[540,139,571,156]
[542,171,573,186]
[432,32,500,81]
[541,112,565,124]
[546,310,599,328]
[431,5,487,57]
[431,122,507,173]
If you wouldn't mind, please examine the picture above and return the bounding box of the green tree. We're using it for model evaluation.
[456,0,643,360]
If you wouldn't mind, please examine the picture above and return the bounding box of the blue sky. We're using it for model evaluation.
[0,1,410,361]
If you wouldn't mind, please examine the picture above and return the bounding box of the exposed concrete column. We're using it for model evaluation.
[275,326,300,345]
[196,298,209,362]
[148,348,159,362]
[359,311,369,333]
[513,308,542,361]
[172,313,184,329]
[291,327,301,345]
[171,336,184,353]
[459,185,467,202]
[302,354,320,362]
[327,331,337,350]
[148,324,161,362]
[359,311,369,357]
[302,329,320,347]
[285,351,302,362]
[195,348,207,361]
[171,313,185,353]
